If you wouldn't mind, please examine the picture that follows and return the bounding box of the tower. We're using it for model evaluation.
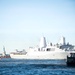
[3,46,6,56]
[59,36,65,45]
[39,36,47,48]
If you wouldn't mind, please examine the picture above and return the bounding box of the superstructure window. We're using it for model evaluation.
[46,48,51,51]
[38,48,40,51]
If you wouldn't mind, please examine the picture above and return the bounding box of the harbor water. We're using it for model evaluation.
[0,59,75,75]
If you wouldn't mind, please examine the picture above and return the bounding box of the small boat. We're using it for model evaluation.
[66,53,75,66]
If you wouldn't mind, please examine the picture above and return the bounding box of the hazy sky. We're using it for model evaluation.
[0,0,75,53]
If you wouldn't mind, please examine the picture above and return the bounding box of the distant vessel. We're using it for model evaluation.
[0,46,10,59]
[10,36,75,59]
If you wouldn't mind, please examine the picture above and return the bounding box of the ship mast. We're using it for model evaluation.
[39,36,47,48]
[59,36,66,45]
[3,46,6,56]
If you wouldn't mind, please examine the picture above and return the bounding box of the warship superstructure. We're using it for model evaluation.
[10,36,75,59]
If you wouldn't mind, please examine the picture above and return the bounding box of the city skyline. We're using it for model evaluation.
[0,0,75,53]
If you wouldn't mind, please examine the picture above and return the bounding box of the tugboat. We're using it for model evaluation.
[66,53,75,66]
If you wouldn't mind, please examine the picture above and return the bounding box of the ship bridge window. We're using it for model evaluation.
[46,48,51,51]
[46,48,55,51]
[38,48,40,51]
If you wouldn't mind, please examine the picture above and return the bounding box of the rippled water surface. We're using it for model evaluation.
[0,59,75,75]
